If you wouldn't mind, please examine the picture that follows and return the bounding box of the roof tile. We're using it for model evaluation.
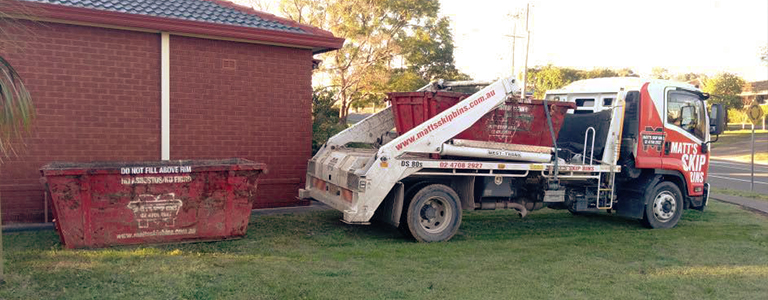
[20,0,306,34]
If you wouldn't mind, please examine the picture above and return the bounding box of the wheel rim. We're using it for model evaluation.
[652,191,677,222]
[418,196,452,234]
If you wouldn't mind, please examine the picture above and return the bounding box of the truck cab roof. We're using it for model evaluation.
[546,77,700,95]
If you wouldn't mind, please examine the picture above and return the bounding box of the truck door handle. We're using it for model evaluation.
[664,141,671,155]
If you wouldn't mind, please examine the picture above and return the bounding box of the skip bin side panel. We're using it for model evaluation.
[194,171,229,240]
[47,175,88,248]
[229,170,261,236]
[389,91,576,147]
[43,159,265,248]
[87,172,201,246]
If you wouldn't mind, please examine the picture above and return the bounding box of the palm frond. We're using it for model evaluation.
[0,55,35,158]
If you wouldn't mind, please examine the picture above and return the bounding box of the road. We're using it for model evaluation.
[708,159,768,194]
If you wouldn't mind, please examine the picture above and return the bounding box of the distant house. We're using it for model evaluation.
[740,80,768,105]
[0,0,344,223]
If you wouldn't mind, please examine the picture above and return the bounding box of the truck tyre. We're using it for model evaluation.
[641,181,683,229]
[404,184,462,242]
[398,181,433,238]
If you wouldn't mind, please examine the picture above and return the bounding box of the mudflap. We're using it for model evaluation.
[373,182,405,227]
[613,195,645,219]
[614,173,661,219]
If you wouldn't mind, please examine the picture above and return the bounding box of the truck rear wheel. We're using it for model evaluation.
[641,181,683,229]
[404,184,462,242]
[398,181,432,238]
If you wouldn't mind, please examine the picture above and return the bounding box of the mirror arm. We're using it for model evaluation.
[701,134,719,154]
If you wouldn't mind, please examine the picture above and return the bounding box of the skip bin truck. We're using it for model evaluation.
[299,76,726,242]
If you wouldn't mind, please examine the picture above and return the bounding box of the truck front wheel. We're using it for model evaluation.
[405,184,462,242]
[641,181,684,229]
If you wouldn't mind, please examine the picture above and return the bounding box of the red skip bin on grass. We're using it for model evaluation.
[40,158,266,249]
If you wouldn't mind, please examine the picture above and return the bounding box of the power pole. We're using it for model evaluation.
[505,10,524,84]
[512,21,517,75]
[521,3,530,99]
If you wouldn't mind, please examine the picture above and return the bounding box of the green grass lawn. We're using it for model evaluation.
[721,129,768,135]
[711,130,767,164]
[2,202,767,300]
[711,130,767,149]
[712,187,768,202]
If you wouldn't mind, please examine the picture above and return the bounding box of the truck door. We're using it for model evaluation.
[661,88,708,196]
[635,83,665,169]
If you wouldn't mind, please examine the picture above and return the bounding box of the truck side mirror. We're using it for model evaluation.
[709,103,726,136]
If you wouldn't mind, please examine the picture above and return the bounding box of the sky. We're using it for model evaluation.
[442,0,768,82]
[238,0,768,82]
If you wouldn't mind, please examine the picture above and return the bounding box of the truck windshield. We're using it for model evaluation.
[667,90,706,140]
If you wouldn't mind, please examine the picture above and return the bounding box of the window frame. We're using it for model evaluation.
[665,89,706,141]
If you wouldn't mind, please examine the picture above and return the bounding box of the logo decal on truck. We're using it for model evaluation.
[640,126,666,152]
[669,142,707,184]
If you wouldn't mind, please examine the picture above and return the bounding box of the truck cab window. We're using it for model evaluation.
[574,98,595,114]
[666,90,706,140]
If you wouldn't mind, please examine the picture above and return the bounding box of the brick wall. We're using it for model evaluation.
[169,36,313,208]
[0,22,314,223]
[0,21,160,223]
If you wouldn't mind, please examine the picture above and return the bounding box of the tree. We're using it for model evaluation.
[387,69,428,92]
[384,16,470,95]
[673,72,707,82]
[279,0,443,124]
[581,68,619,79]
[727,108,748,128]
[311,88,346,154]
[673,73,708,88]
[702,72,746,109]
[525,66,637,98]
[396,17,470,82]
[616,68,638,77]
[0,1,37,283]
[650,67,671,80]
[525,65,581,98]
[243,0,276,13]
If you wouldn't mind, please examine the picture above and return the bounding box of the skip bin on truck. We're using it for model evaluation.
[299,76,726,242]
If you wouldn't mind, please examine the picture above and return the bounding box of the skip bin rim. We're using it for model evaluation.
[41,158,266,176]
[386,90,470,100]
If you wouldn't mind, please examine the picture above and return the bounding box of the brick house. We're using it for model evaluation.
[0,0,343,223]
[740,80,768,105]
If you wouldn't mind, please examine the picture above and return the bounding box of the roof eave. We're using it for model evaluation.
[8,2,344,54]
